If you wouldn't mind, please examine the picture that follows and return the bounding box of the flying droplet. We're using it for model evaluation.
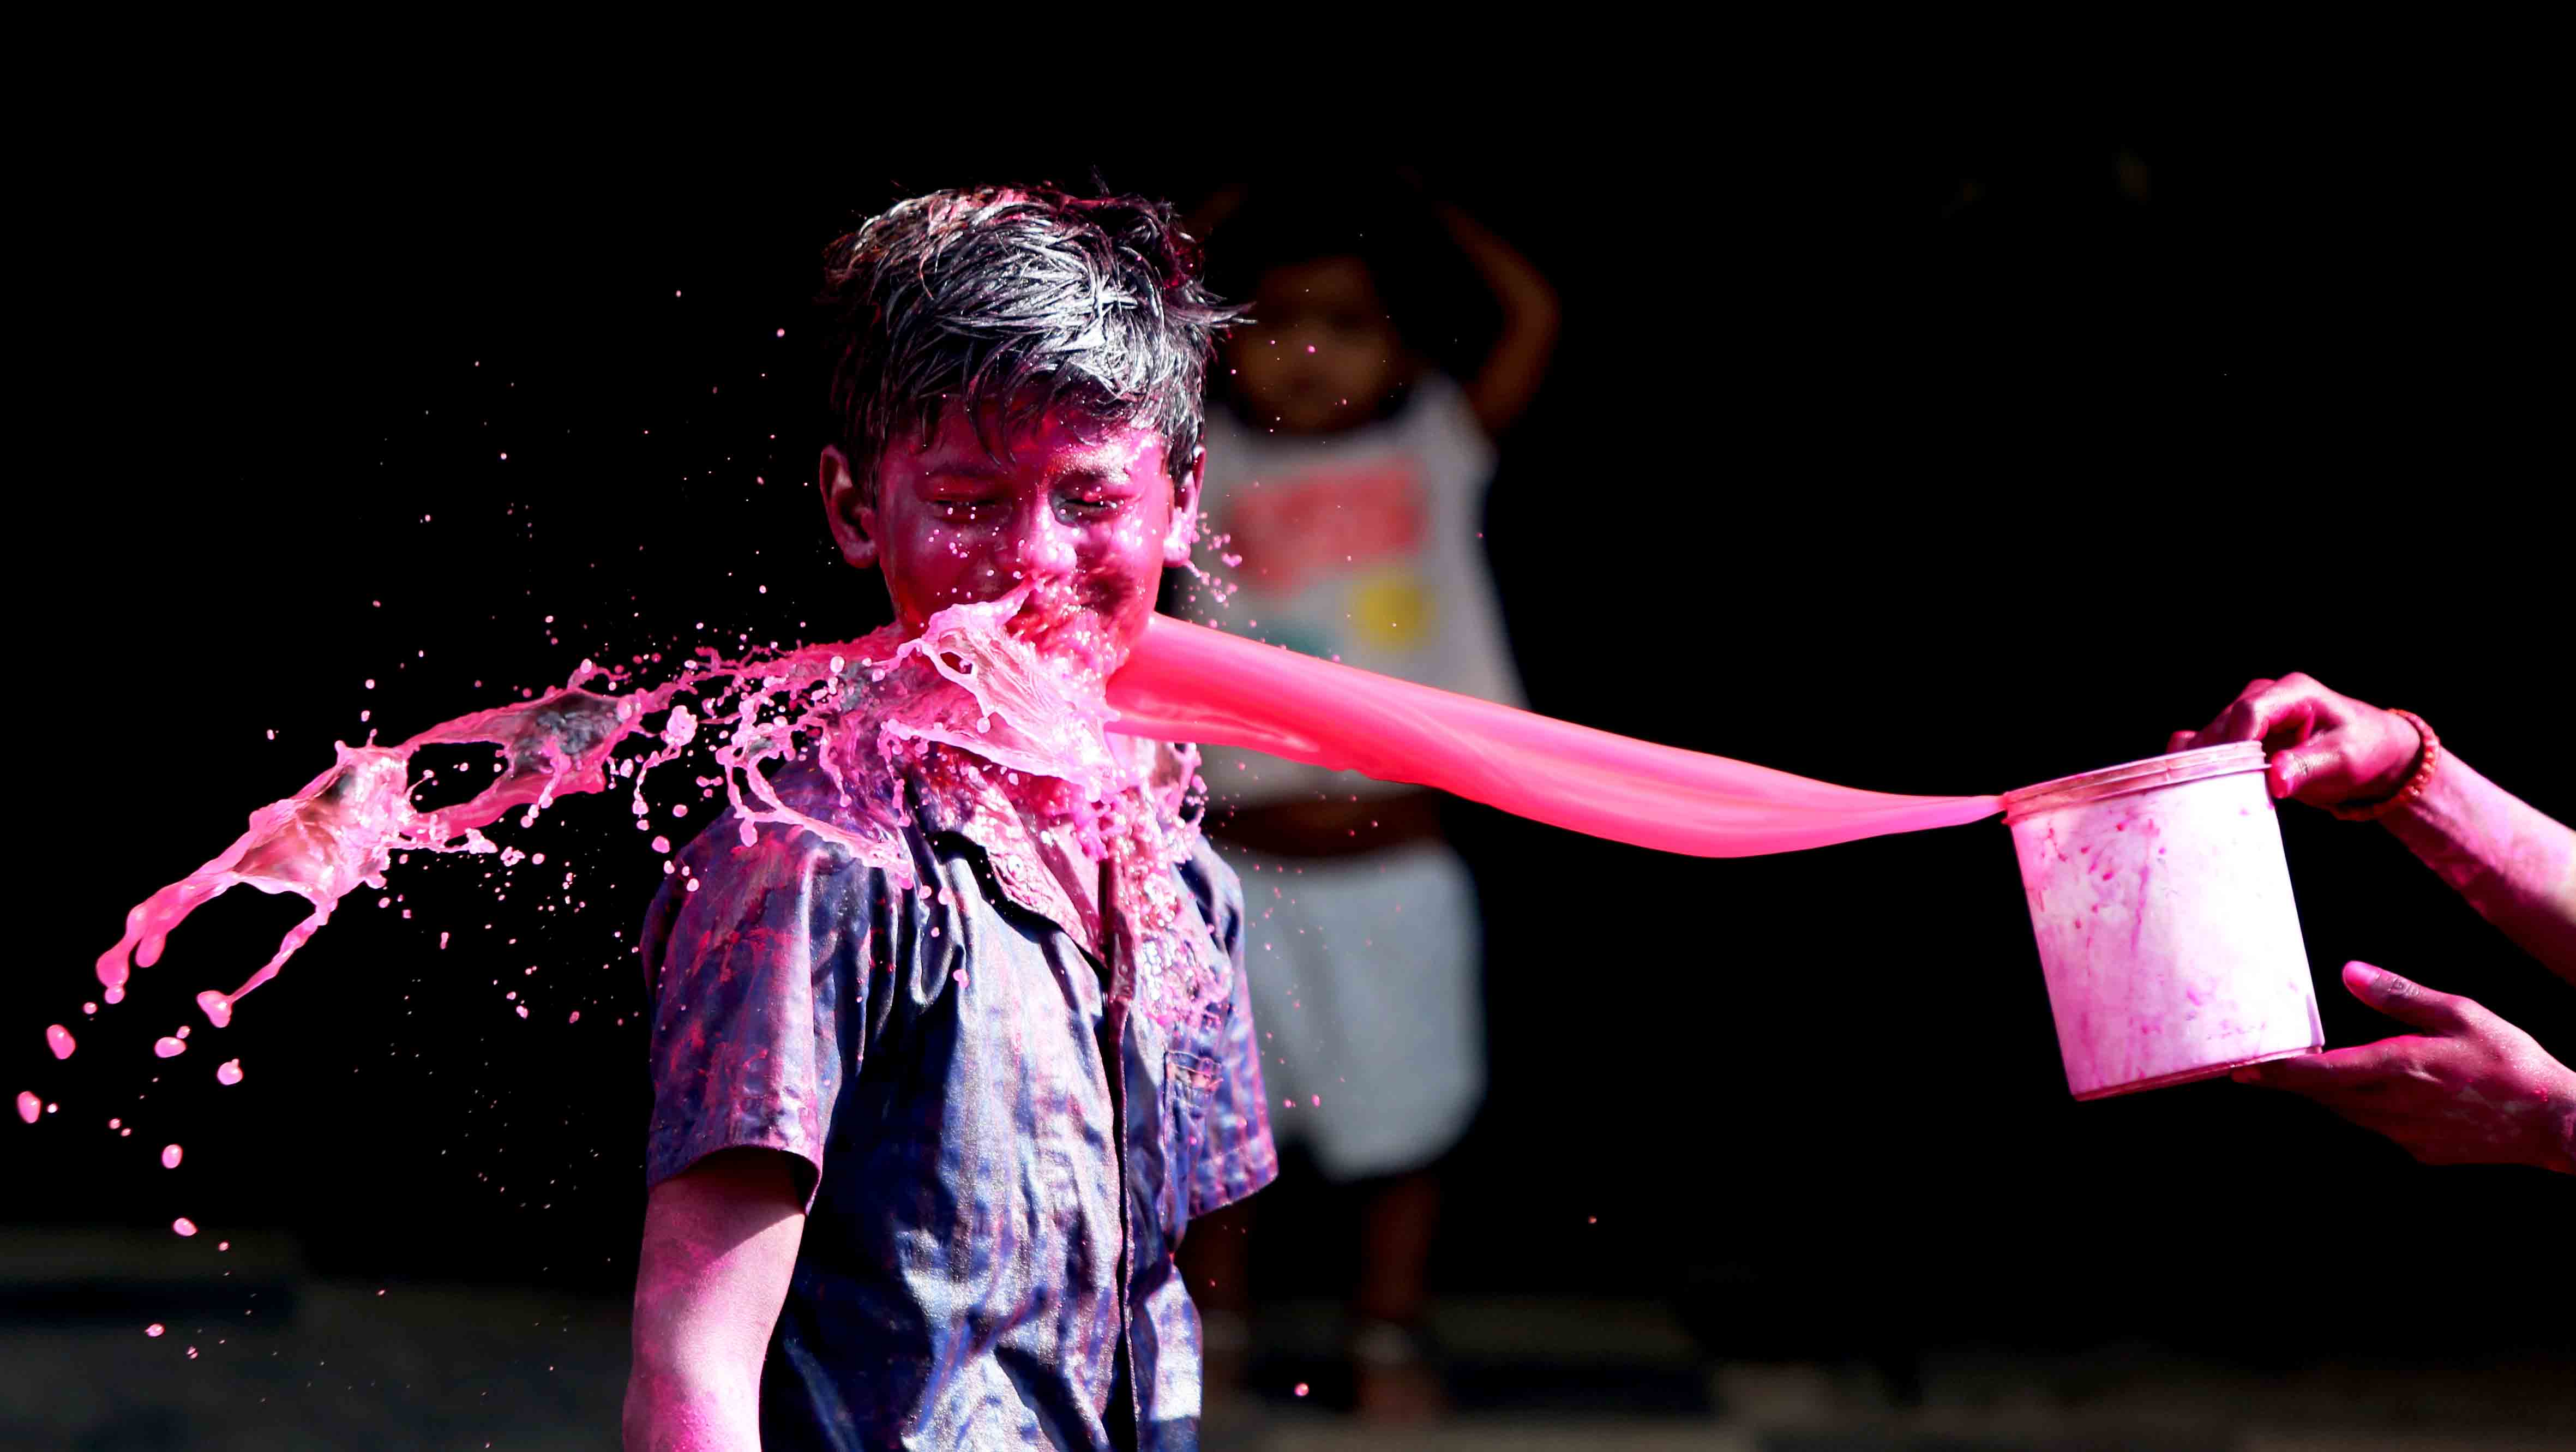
[172,1217,197,1237]
[215,1059,244,1086]
[45,1024,75,1059]
[15,1091,38,1124]
[162,1144,183,1168]
[153,1036,186,1058]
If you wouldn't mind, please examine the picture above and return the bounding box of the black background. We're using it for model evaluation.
[15,104,2568,1372]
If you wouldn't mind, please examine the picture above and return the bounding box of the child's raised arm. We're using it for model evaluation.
[1422,188,1562,439]
[624,1147,808,1451]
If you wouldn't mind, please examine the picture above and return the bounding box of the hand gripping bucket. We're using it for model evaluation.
[2001,741,2323,1100]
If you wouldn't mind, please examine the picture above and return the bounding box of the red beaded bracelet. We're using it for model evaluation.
[2329,709,2440,822]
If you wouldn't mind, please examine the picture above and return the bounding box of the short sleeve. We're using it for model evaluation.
[640,814,864,1212]
[1403,370,1498,494]
[1181,849,1278,1217]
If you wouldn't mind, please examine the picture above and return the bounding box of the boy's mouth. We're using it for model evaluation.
[1000,581,1131,676]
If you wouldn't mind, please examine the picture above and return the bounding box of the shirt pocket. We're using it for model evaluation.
[1164,999,1228,1113]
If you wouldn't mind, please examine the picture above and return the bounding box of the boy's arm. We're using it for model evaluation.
[623,1147,807,1452]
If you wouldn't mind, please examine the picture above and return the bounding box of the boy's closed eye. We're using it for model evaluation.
[1058,489,1127,518]
[927,493,1126,521]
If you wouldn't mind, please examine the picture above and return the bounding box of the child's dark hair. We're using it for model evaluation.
[1197,172,1475,383]
[821,185,1245,490]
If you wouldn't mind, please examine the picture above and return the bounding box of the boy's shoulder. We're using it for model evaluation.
[662,758,923,898]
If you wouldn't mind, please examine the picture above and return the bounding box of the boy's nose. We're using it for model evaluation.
[1002,507,1080,580]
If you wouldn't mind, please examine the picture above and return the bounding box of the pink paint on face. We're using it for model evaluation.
[826,401,1199,681]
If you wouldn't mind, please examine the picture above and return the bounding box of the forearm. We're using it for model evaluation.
[623,1150,806,1451]
[1438,201,1556,321]
[623,1358,761,1451]
[2383,752,2576,984]
[1432,201,1559,434]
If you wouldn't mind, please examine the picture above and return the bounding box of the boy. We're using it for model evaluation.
[623,186,1275,1451]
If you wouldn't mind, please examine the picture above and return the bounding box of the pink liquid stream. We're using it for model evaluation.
[1109,614,1996,855]
[75,599,1997,1039]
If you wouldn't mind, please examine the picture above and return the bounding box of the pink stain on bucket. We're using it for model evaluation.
[2003,742,2322,1100]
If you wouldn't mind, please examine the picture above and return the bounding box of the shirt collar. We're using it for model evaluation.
[902,740,1219,1020]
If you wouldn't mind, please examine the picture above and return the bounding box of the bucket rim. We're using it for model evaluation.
[2001,741,2267,821]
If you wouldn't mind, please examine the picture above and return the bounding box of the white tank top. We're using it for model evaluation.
[1189,371,1524,806]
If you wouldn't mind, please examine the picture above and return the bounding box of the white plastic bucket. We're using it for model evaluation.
[2001,741,2323,1100]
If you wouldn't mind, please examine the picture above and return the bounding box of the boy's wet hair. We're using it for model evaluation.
[822,185,1245,491]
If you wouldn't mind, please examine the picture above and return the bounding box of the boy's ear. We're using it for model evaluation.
[819,446,878,570]
[1161,446,1207,567]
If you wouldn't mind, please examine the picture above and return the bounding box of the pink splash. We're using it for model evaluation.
[15,1091,38,1124]
[95,593,1993,1041]
[146,1323,164,1337]
[153,1037,185,1059]
[172,1217,196,1237]
[91,587,1143,1028]
[162,1143,183,1169]
[215,1059,243,1086]
[45,1024,75,1060]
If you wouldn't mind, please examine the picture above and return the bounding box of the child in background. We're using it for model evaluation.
[1174,173,1558,1421]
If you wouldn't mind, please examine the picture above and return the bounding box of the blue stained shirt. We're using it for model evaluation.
[641,755,1276,1451]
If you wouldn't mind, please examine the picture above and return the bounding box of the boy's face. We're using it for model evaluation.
[820,401,1202,675]
[1225,254,1408,434]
